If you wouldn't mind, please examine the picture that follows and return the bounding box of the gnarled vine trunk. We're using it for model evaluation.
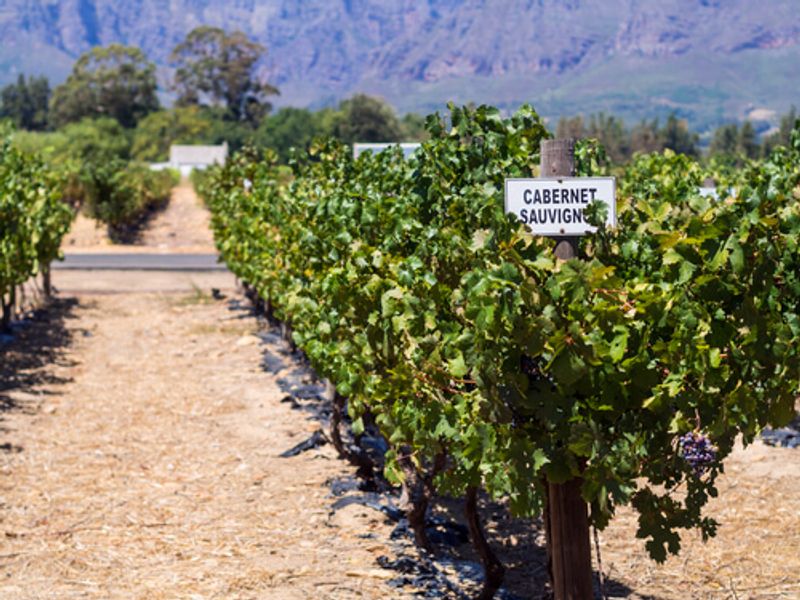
[465,486,505,600]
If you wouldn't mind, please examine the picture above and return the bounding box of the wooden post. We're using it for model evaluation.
[9,285,16,323]
[540,138,594,600]
[541,139,579,260]
[43,266,52,298]
[1,294,9,332]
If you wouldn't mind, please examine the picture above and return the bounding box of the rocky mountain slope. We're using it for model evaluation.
[1,0,799,128]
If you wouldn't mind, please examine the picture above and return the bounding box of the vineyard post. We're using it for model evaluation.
[43,266,52,298]
[1,294,9,331]
[540,138,594,600]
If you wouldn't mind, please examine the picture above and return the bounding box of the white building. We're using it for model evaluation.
[151,143,228,176]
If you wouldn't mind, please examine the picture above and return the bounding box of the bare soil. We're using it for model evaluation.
[51,270,237,296]
[61,179,216,254]
[139,180,216,251]
[0,292,410,599]
[4,185,410,598]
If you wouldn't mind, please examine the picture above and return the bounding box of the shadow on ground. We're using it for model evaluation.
[225,295,664,600]
[0,297,83,439]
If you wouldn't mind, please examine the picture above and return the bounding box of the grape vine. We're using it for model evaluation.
[1,135,72,328]
[678,432,717,477]
[200,104,800,588]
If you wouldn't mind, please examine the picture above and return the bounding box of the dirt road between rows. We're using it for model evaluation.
[0,290,409,599]
[62,179,216,254]
[4,184,412,598]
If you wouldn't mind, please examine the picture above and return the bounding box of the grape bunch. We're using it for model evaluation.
[678,432,717,477]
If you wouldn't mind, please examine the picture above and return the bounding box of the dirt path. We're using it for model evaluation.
[139,180,216,251]
[62,180,216,253]
[2,181,409,598]
[0,291,408,599]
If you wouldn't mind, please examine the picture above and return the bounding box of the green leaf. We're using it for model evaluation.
[568,423,595,457]
[544,453,573,484]
[550,349,587,387]
[448,353,468,378]
[609,331,628,363]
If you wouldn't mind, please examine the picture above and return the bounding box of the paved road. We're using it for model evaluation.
[53,253,227,272]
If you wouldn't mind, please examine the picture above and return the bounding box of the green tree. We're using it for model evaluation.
[709,121,760,164]
[587,113,630,163]
[556,115,585,139]
[556,114,630,163]
[400,113,429,141]
[256,107,335,162]
[738,121,759,159]
[170,26,279,124]
[194,106,257,152]
[709,123,739,158]
[132,107,214,162]
[332,94,404,144]
[0,75,50,131]
[13,117,130,167]
[660,113,699,157]
[630,119,663,155]
[58,117,131,164]
[49,45,159,129]
[762,107,797,155]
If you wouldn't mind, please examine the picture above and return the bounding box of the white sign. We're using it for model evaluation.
[698,186,719,199]
[504,177,616,237]
[698,186,734,200]
[353,142,421,159]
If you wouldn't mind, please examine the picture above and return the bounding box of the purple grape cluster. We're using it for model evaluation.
[678,432,717,477]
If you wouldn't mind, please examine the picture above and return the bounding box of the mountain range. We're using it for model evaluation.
[1,0,799,131]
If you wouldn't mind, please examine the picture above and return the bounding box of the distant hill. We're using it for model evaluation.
[1,0,799,131]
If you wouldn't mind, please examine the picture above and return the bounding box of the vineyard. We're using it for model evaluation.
[1,102,799,598]
[0,134,71,329]
[197,104,800,597]
[12,118,179,242]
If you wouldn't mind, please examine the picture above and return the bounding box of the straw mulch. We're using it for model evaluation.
[0,291,410,599]
[595,439,800,599]
[425,433,800,599]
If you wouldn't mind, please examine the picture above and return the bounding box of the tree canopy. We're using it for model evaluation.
[556,113,629,163]
[332,94,405,144]
[660,113,699,157]
[255,107,336,162]
[170,26,279,124]
[0,74,50,131]
[709,121,761,164]
[555,112,698,163]
[762,107,798,155]
[49,45,159,129]
[53,117,132,165]
[132,106,214,162]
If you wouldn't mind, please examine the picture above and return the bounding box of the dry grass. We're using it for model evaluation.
[0,291,408,599]
[424,439,800,599]
[1,282,798,599]
[595,440,800,600]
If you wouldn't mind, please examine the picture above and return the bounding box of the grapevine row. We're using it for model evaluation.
[201,104,800,594]
[1,136,72,329]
